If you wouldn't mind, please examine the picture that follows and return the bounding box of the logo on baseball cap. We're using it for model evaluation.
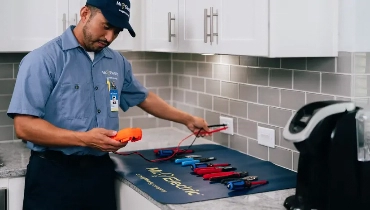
[86,0,136,37]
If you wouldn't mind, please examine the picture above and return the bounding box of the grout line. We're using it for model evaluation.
[173,79,350,98]
[171,59,354,76]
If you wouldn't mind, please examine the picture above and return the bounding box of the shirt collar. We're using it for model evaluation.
[61,26,113,59]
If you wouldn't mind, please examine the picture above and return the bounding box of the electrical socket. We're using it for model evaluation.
[257,126,275,148]
[219,116,234,135]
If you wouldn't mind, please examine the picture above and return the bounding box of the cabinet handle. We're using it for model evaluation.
[211,7,218,44]
[75,13,78,25]
[62,13,66,31]
[204,9,211,43]
[168,12,176,42]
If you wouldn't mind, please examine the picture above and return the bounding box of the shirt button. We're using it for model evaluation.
[75,85,79,89]
[97,109,101,113]
[95,86,98,90]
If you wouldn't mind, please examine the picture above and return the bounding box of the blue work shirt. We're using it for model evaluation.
[7,26,148,156]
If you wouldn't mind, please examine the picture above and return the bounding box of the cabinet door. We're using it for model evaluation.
[69,0,136,51]
[145,0,179,52]
[0,0,68,52]
[115,179,160,210]
[178,0,219,54]
[8,177,25,210]
[216,0,269,56]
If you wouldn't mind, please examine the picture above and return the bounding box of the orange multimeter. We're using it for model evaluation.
[110,128,142,143]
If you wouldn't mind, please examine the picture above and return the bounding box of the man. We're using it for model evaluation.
[7,0,209,209]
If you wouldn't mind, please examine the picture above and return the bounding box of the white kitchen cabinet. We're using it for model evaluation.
[8,177,24,210]
[144,0,179,52]
[178,0,220,54]
[0,0,68,52]
[175,0,338,57]
[0,0,140,52]
[179,0,268,56]
[115,179,160,210]
[0,177,25,210]
[338,0,370,52]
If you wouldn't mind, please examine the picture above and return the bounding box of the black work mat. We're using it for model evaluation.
[110,144,296,204]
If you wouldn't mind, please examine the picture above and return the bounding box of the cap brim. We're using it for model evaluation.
[100,9,136,37]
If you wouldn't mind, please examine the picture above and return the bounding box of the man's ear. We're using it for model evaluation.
[80,6,90,23]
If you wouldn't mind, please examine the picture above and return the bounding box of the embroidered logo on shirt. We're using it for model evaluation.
[102,70,118,76]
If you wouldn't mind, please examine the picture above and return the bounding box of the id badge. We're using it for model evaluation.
[110,89,119,112]
[107,79,119,112]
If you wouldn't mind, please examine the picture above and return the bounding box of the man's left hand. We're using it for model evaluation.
[185,116,210,136]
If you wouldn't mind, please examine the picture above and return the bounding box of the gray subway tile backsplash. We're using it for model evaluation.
[293,71,321,92]
[0,126,14,141]
[269,69,293,89]
[1,51,366,172]
[258,87,280,107]
[221,82,238,99]
[281,58,306,70]
[214,64,230,80]
[307,57,336,72]
[321,73,352,96]
[0,64,14,79]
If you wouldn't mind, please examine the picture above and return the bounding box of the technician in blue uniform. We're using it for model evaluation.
[7,0,209,209]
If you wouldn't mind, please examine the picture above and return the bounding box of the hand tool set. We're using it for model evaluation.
[174,153,268,191]
[112,124,268,191]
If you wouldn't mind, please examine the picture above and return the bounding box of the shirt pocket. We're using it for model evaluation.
[60,82,95,120]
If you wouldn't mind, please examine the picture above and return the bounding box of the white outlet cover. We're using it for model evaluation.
[257,126,275,148]
[219,116,234,135]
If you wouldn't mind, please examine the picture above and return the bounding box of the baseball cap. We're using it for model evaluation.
[86,0,136,37]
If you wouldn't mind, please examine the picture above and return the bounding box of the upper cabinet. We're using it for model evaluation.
[0,0,68,52]
[144,0,179,52]
[0,0,339,57]
[0,0,140,52]
[144,0,338,57]
[179,0,269,56]
[338,0,370,52]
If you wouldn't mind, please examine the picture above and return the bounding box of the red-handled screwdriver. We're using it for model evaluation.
[203,171,249,182]
[195,166,237,175]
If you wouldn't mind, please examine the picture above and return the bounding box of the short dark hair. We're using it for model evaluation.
[85,4,100,18]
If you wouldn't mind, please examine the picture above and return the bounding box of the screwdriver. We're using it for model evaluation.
[194,166,237,175]
[190,163,230,170]
[174,155,202,164]
[181,157,216,166]
[220,176,258,184]
[226,180,268,190]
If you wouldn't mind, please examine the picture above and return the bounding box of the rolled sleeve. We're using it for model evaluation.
[7,52,54,119]
[119,58,148,112]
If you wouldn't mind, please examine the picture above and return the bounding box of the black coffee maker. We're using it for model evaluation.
[282,100,370,210]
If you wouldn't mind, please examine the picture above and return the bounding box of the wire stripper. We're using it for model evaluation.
[110,128,142,143]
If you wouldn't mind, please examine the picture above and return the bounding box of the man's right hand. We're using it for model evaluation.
[78,128,128,152]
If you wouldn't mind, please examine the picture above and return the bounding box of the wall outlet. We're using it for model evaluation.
[257,126,275,148]
[219,116,234,135]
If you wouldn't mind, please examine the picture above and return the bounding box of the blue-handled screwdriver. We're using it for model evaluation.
[181,157,216,166]
[226,180,268,190]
